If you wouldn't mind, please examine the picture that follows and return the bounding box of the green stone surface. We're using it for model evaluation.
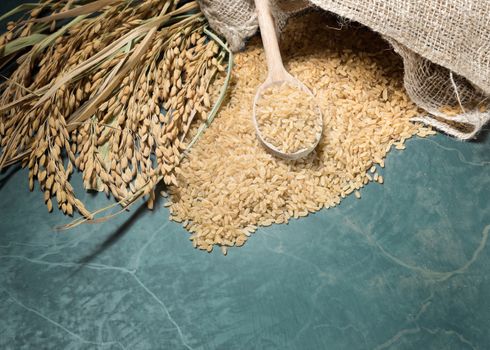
[1,2,489,349]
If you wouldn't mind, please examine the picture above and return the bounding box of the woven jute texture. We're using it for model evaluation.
[199,0,490,139]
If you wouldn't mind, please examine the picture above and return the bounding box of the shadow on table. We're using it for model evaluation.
[0,164,21,191]
[71,181,166,275]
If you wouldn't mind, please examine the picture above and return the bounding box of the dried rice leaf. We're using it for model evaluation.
[1,33,47,56]
[33,0,122,23]
[0,3,41,22]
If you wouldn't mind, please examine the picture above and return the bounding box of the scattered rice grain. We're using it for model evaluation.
[169,13,433,252]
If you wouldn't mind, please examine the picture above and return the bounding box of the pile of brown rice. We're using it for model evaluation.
[255,82,321,154]
[168,13,435,253]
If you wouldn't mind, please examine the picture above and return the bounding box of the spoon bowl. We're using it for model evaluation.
[252,77,322,160]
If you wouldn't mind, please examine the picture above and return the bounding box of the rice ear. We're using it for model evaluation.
[1,1,228,221]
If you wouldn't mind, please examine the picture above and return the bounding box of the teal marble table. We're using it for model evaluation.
[1,133,489,349]
[1,2,490,349]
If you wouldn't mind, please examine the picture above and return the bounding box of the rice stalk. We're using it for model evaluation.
[0,0,232,221]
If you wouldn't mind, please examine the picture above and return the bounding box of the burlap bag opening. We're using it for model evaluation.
[199,0,490,140]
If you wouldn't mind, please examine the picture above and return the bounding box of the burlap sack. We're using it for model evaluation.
[199,0,490,139]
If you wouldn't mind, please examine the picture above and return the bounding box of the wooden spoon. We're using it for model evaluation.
[252,0,322,160]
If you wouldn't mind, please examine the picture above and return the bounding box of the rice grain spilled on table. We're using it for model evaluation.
[168,14,435,252]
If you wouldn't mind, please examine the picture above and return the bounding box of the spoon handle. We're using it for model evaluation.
[254,0,286,82]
